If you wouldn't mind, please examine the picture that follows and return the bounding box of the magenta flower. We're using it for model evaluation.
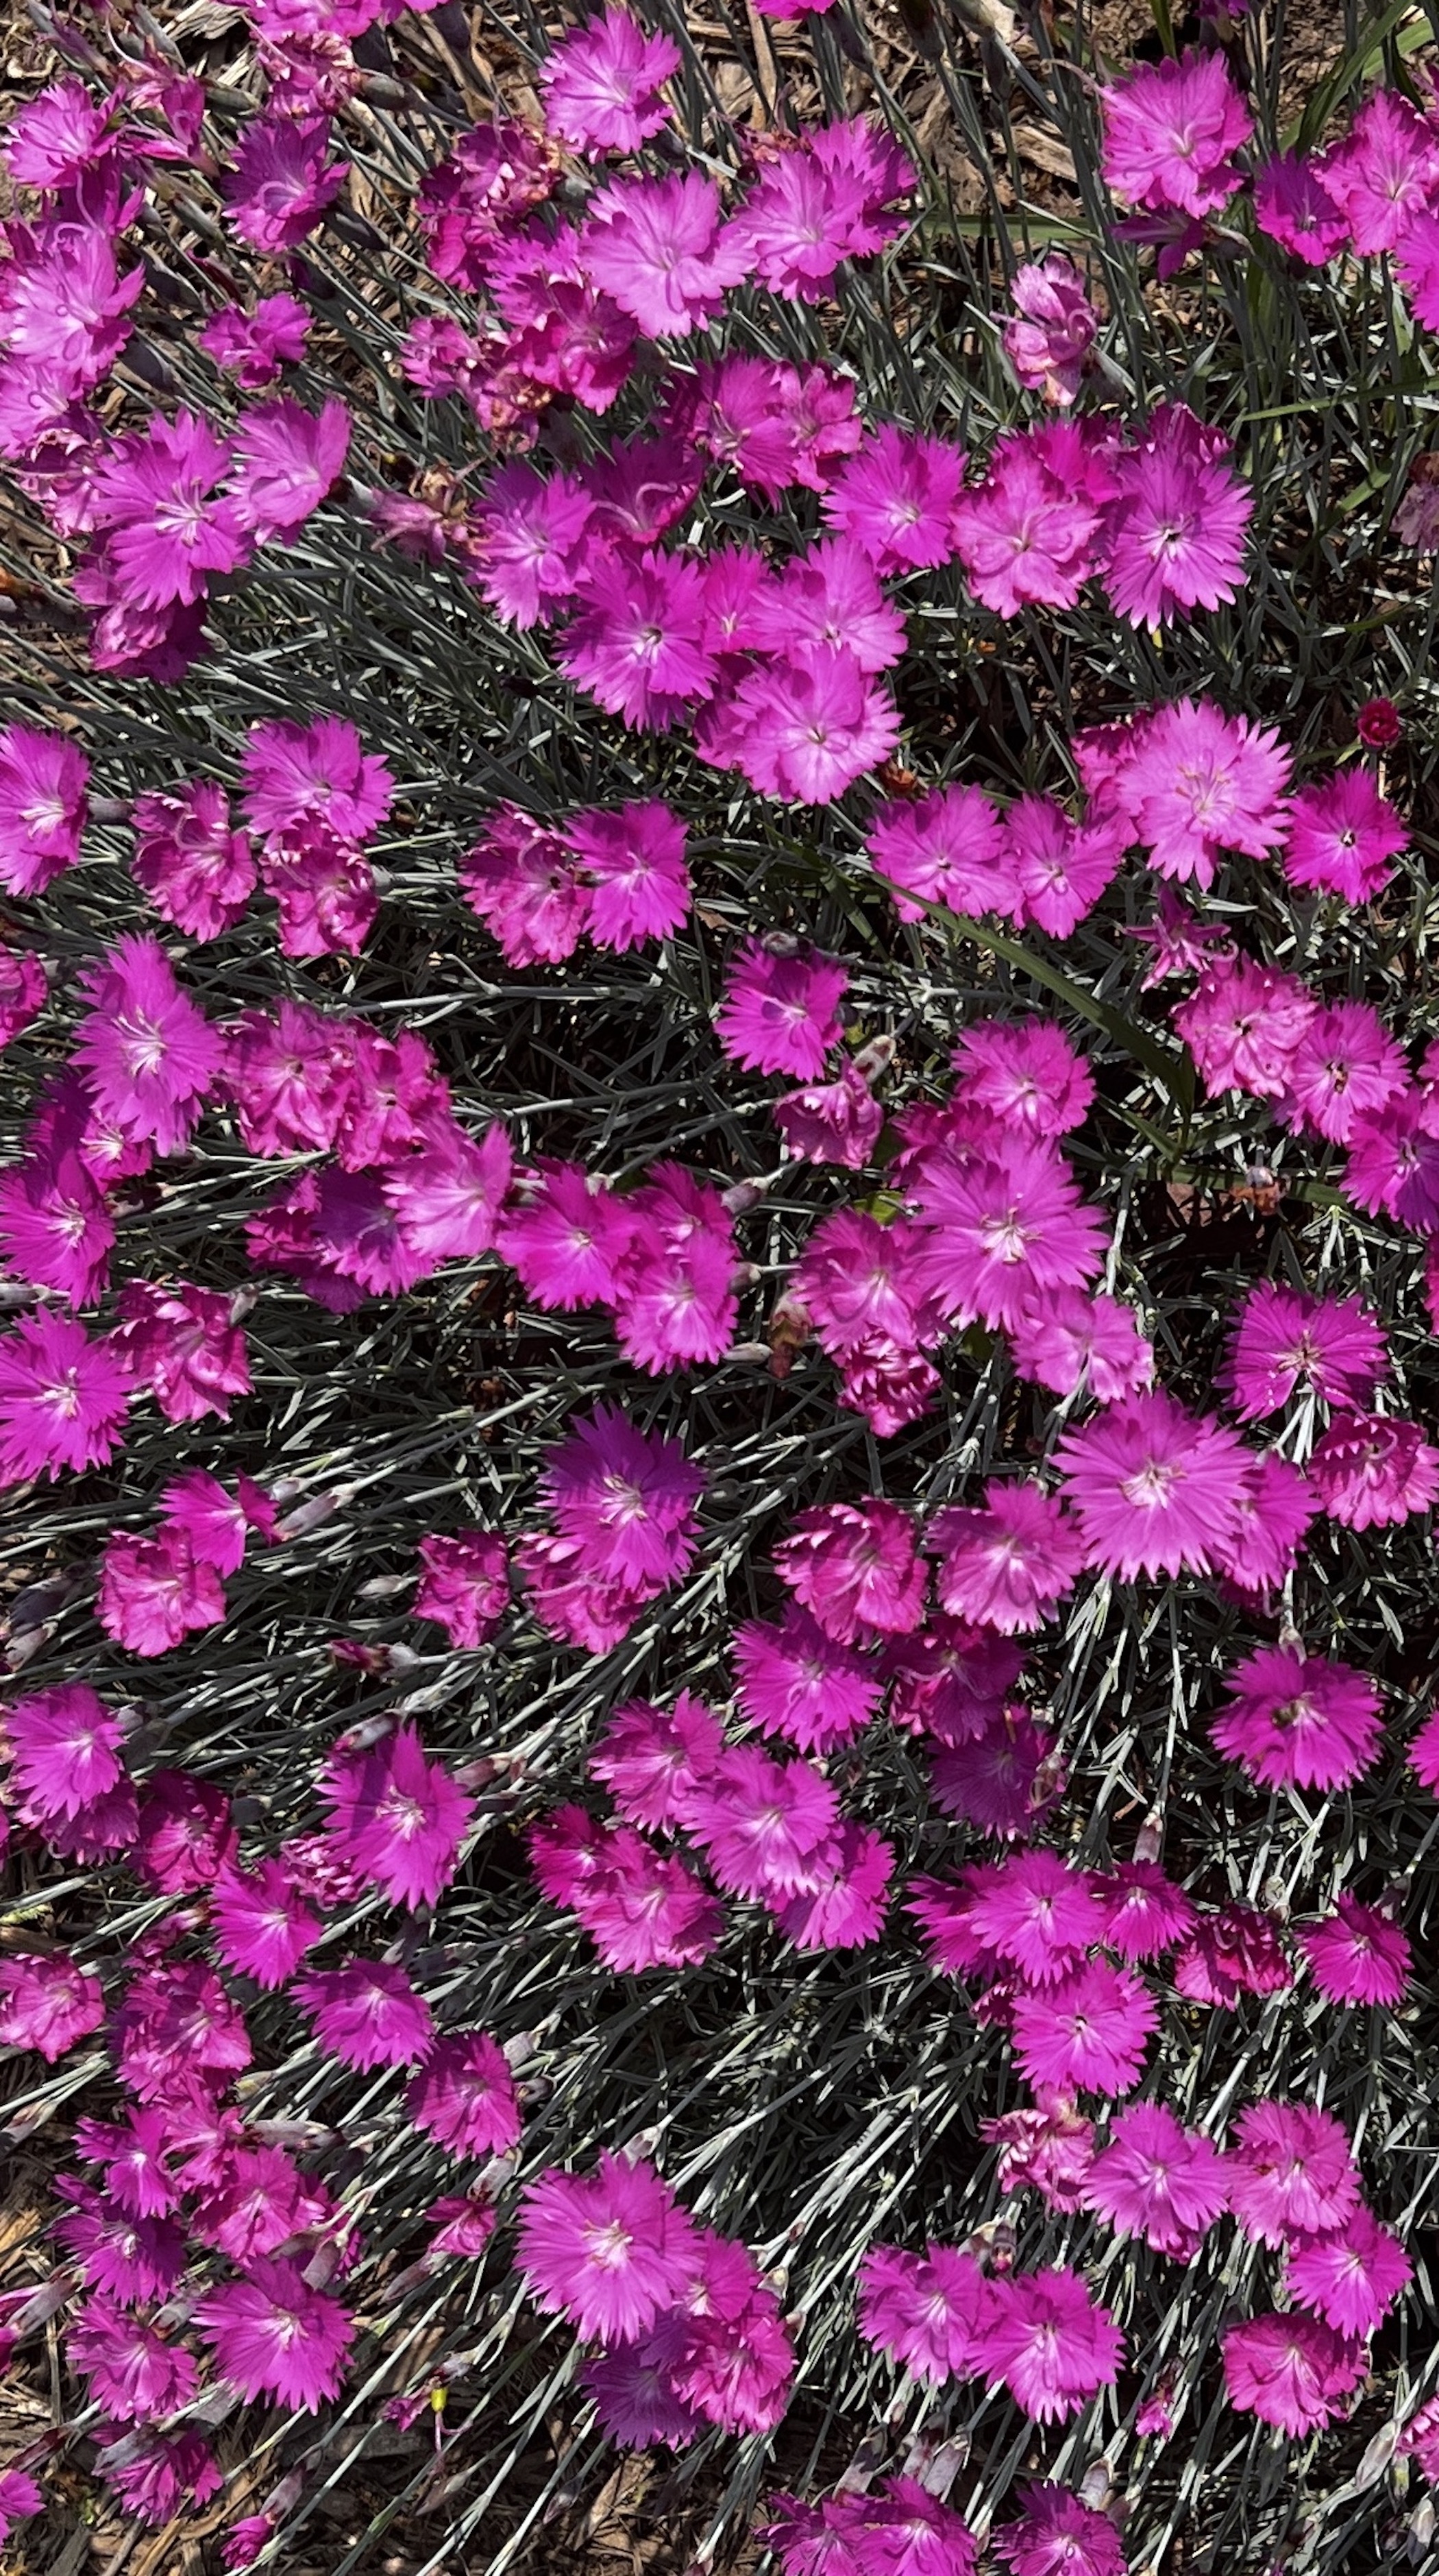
[0,1309,131,1484]
[569,801,691,951]
[1083,2101,1228,2257]
[541,1404,703,1591]
[1297,1892,1411,2006]
[976,2267,1124,2424]
[581,173,746,338]
[517,2153,700,2346]
[0,1947,102,2059]
[1011,1959,1157,2096]
[1008,1286,1154,1405]
[1100,47,1252,217]
[1103,404,1253,627]
[773,1819,892,1952]
[295,1959,435,2070]
[931,1703,1062,1840]
[931,1482,1086,1635]
[1091,1860,1195,1962]
[227,113,347,252]
[231,396,351,544]
[1053,1388,1250,1581]
[1215,1451,1314,1599]
[1345,1091,1439,1227]
[868,780,1012,919]
[715,941,848,1080]
[968,1849,1105,1985]
[0,944,47,1047]
[112,1958,251,2100]
[774,1498,925,1644]
[558,549,715,731]
[74,934,221,1156]
[241,714,393,843]
[1278,768,1408,908]
[590,1691,724,1828]
[413,1530,509,1648]
[1255,151,1350,263]
[195,2257,355,2411]
[682,1744,839,1900]
[1177,953,1317,1101]
[993,2485,1126,2576]
[911,1134,1109,1331]
[1228,2100,1360,2247]
[725,119,915,302]
[1210,1642,1382,1793]
[5,75,112,184]
[1287,2205,1411,2337]
[1222,2311,1365,2435]
[953,1019,1094,1135]
[1279,999,1407,1145]
[93,2425,221,2528]
[1172,1902,1292,2009]
[822,424,966,575]
[1222,1280,1386,1419]
[317,1724,472,1910]
[97,1527,225,1657]
[857,2241,990,2383]
[199,291,312,387]
[1307,1411,1439,1529]
[407,2030,523,2158]
[1328,88,1439,254]
[93,411,246,609]
[726,646,900,805]
[5,1681,126,1824]
[132,1769,236,1895]
[211,1859,323,1989]
[539,4,678,149]
[68,2293,198,2424]
[951,431,1104,618]
[1120,696,1290,885]
[132,781,256,941]
[469,460,594,631]
[460,809,588,967]
[983,2091,1096,2213]
[112,1278,251,1424]
[731,1606,882,1756]
[0,721,88,895]
[1002,254,1099,404]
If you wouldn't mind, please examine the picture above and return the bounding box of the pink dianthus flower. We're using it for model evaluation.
[1001,254,1098,404]
[774,1498,925,1644]
[1100,47,1252,218]
[0,1308,130,1483]
[1283,768,1407,900]
[581,172,746,338]
[590,1692,724,1829]
[857,2240,991,2382]
[1297,1892,1411,2006]
[1009,1959,1157,2096]
[1102,404,1252,627]
[822,425,966,575]
[517,2153,699,2346]
[992,2483,1127,2576]
[541,1404,703,1592]
[1222,2310,1365,2434]
[1307,1411,1439,1529]
[241,714,393,844]
[227,113,347,253]
[930,1481,1086,1635]
[0,721,88,895]
[539,5,678,151]
[1053,1388,1251,1581]
[132,781,256,941]
[1211,1642,1382,1793]
[1120,696,1290,885]
[732,1605,883,1755]
[976,2267,1124,2424]
[1083,2100,1228,2257]
[294,1958,434,2070]
[1228,2100,1361,2246]
[317,1723,472,1910]
[716,940,848,1079]
[195,2258,354,2411]
[210,1858,322,1989]
[414,1530,509,1647]
[1221,1280,1386,1420]
[1287,2205,1411,2337]
[408,2029,522,2158]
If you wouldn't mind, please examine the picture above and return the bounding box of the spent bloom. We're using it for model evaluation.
[1001,254,1098,404]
